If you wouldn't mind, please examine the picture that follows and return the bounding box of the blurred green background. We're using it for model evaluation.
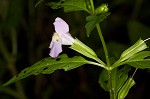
[0,0,150,99]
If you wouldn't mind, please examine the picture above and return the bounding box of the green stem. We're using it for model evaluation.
[108,70,114,99]
[89,1,113,98]
[96,24,110,66]
[89,0,110,67]
[96,14,113,99]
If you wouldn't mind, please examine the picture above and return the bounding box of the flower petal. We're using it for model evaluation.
[49,41,62,58]
[61,33,74,45]
[53,17,69,34]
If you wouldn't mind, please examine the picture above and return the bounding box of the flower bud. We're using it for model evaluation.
[94,4,108,15]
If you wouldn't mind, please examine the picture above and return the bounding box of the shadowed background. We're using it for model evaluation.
[0,0,150,99]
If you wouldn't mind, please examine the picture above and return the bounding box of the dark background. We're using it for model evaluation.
[0,0,150,99]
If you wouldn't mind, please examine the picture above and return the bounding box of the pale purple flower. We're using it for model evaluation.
[49,17,74,58]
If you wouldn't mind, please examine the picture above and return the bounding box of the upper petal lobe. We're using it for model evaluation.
[53,17,69,34]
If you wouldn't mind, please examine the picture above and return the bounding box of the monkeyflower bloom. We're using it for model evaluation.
[49,17,74,58]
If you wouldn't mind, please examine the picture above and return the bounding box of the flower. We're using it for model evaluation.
[49,17,74,58]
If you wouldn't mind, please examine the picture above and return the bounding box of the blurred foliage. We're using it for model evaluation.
[0,0,150,99]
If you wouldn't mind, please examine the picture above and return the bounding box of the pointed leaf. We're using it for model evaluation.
[111,66,131,97]
[126,51,150,61]
[3,54,90,86]
[127,60,150,69]
[112,39,148,68]
[108,66,130,98]
[47,0,90,13]
[121,51,150,69]
[115,66,131,94]
[118,78,135,99]
[98,66,131,95]
[85,13,110,37]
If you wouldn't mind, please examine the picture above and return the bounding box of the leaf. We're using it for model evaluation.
[70,38,106,67]
[125,51,150,68]
[47,0,90,13]
[126,51,150,62]
[98,66,131,96]
[47,1,62,9]
[98,69,109,91]
[118,78,135,99]
[120,51,150,69]
[85,12,110,37]
[111,66,131,97]
[120,39,147,62]
[62,0,89,13]
[3,54,90,86]
[86,15,97,21]
[112,39,148,68]
[127,60,150,69]
[35,0,44,7]
[115,66,131,96]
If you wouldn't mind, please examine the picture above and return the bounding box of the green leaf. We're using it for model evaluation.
[120,39,147,62]
[3,54,90,86]
[35,0,44,7]
[62,0,89,13]
[124,51,150,68]
[98,66,131,96]
[86,15,97,21]
[85,12,110,37]
[125,51,150,62]
[47,0,90,13]
[127,60,150,69]
[70,38,106,67]
[115,66,131,98]
[98,69,109,91]
[112,39,148,68]
[118,78,135,99]
[47,1,62,9]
